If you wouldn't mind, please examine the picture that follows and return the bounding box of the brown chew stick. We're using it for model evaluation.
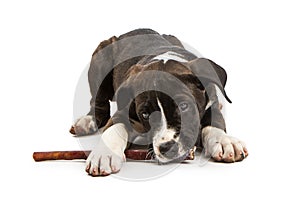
[33,151,90,161]
[33,148,195,162]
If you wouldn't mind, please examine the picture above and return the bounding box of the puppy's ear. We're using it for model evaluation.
[114,64,146,110]
[115,81,134,110]
[188,58,232,103]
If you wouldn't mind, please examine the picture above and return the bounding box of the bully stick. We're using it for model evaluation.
[33,147,196,162]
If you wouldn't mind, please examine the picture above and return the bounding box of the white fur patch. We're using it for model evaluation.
[86,123,128,176]
[152,99,179,160]
[205,84,223,110]
[101,123,128,154]
[152,51,188,63]
[205,100,213,110]
[202,126,227,149]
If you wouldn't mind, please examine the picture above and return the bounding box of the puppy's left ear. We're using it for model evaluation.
[188,58,232,103]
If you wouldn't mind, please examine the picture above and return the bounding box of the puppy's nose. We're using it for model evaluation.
[159,140,178,158]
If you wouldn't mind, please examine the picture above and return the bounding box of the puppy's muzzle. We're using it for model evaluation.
[158,140,179,159]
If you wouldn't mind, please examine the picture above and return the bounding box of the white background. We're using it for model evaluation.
[1,0,299,213]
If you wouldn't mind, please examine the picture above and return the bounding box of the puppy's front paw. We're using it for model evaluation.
[202,126,248,163]
[70,115,97,136]
[85,143,125,176]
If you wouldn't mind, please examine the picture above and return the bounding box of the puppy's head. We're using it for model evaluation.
[115,58,230,163]
[133,91,201,163]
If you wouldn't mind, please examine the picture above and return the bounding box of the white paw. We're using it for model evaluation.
[73,115,97,136]
[85,142,125,176]
[85,123,128,176]
[202,126,248,162]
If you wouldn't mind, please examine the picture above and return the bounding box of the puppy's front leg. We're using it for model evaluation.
[86,123,128,176]
[201,84,248,162]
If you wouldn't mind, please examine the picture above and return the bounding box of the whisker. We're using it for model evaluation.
[146,149,154,160]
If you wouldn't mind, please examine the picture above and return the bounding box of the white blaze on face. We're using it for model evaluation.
[152,98,179,160]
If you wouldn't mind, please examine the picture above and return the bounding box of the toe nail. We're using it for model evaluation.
[100,170,110,176]
[219,152,222,158]
[229,153,233,158]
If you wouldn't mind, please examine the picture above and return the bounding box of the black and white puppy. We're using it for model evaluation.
[71,29,248,176]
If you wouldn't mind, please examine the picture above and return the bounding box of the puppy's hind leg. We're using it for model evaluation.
[70,36,117,136]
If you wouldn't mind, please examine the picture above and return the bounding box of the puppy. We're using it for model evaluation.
[71,29,248,176]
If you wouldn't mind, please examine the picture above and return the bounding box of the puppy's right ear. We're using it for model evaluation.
[188,58,232,103]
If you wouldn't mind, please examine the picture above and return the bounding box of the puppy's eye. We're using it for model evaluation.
[141,112,150,120]
[179,102,189,112]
